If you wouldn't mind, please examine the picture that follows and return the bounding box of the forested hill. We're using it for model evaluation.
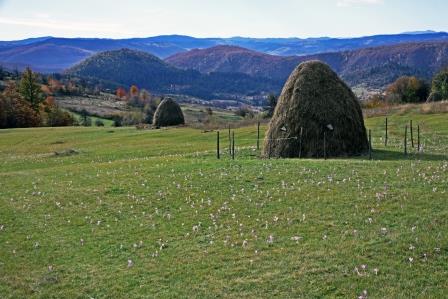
[65,49,281,99]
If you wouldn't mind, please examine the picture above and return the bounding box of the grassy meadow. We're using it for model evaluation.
[0,111,447,298]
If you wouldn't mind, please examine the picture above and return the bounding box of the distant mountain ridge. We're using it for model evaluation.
[166,41,448,89]
[165,45,301,80]
[65,41,448,102]
[1,32,448,72]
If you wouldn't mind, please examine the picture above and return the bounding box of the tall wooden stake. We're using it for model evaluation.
[410,120,414,148]
[217,131,220,159]
[299,127,303,159]
[232,131,235,160]
[228,125,231,156]
[369,129,372,160]
[404,125,408,155]
[417,124,421,153]
[385,117,388,147]
[257,121,260,150]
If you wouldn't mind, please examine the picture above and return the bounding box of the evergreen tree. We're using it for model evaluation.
[431,68,448,100]
[265,94,278,117]
[19,67,43,111]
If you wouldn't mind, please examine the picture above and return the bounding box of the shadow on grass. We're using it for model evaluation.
[368,149,447,161]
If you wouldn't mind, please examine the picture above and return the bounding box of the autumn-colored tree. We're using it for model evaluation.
[48,78,62,93]
[130,85,139,97]
[0,82,42,128]
[116,87,127,99]
[385,76,429,103]
[362,93,387,109]
[41,84,52,96]
[19,67,44,111]
[45,96,56,107]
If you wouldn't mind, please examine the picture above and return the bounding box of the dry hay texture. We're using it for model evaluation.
[153,98,185,127]
[263,60,369,158]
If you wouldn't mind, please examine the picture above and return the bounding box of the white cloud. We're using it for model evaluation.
[0,16,130,35]
[337,0,384,7]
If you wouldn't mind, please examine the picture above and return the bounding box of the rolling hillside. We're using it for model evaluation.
[66,49,281,99]
[167,41,448,89]
[165,45,301,80]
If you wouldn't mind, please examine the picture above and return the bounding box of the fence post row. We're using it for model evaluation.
[218,118,426,160]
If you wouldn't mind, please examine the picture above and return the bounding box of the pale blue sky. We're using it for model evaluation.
[0,0,447,40]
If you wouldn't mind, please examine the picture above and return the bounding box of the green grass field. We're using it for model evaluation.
[0,112,447,298]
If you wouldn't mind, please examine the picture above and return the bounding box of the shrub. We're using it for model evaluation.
[95,119,105,127]
[121,111,145,126]
[112,115,123,127]
[235,106,254,118]
[362,94,388,109]
[81,116,92,127]
[46,107,75,127]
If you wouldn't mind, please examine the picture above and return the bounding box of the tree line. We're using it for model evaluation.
[364,68,448,108]
[0,67,76,129]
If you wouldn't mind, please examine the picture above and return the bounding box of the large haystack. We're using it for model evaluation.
[153,98,185,127]
[263,60,368,158]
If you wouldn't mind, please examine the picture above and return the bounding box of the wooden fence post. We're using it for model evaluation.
[257,121,260,150]
[404,125,408,155]
[228,125,231,156]
[417,124,421,153]
[369,129,372,160]
[299,127,303,159]
[217,131,220,159]
[410,120,414,148]
[232,131,235,160]
[385,117,388,147]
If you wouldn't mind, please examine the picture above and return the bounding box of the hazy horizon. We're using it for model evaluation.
[0,30,446,42]
[1,0,447,40]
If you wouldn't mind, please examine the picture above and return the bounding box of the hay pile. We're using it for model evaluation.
[263,60,368,158]
[153,98,185,127]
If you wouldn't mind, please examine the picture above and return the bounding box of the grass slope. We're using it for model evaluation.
[0,112,447,298]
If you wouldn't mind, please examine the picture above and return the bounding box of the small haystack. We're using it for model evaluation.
[263,60,369,158]
[153,98,185,127]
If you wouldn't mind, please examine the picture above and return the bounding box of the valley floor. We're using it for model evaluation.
[0,112,447,298]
